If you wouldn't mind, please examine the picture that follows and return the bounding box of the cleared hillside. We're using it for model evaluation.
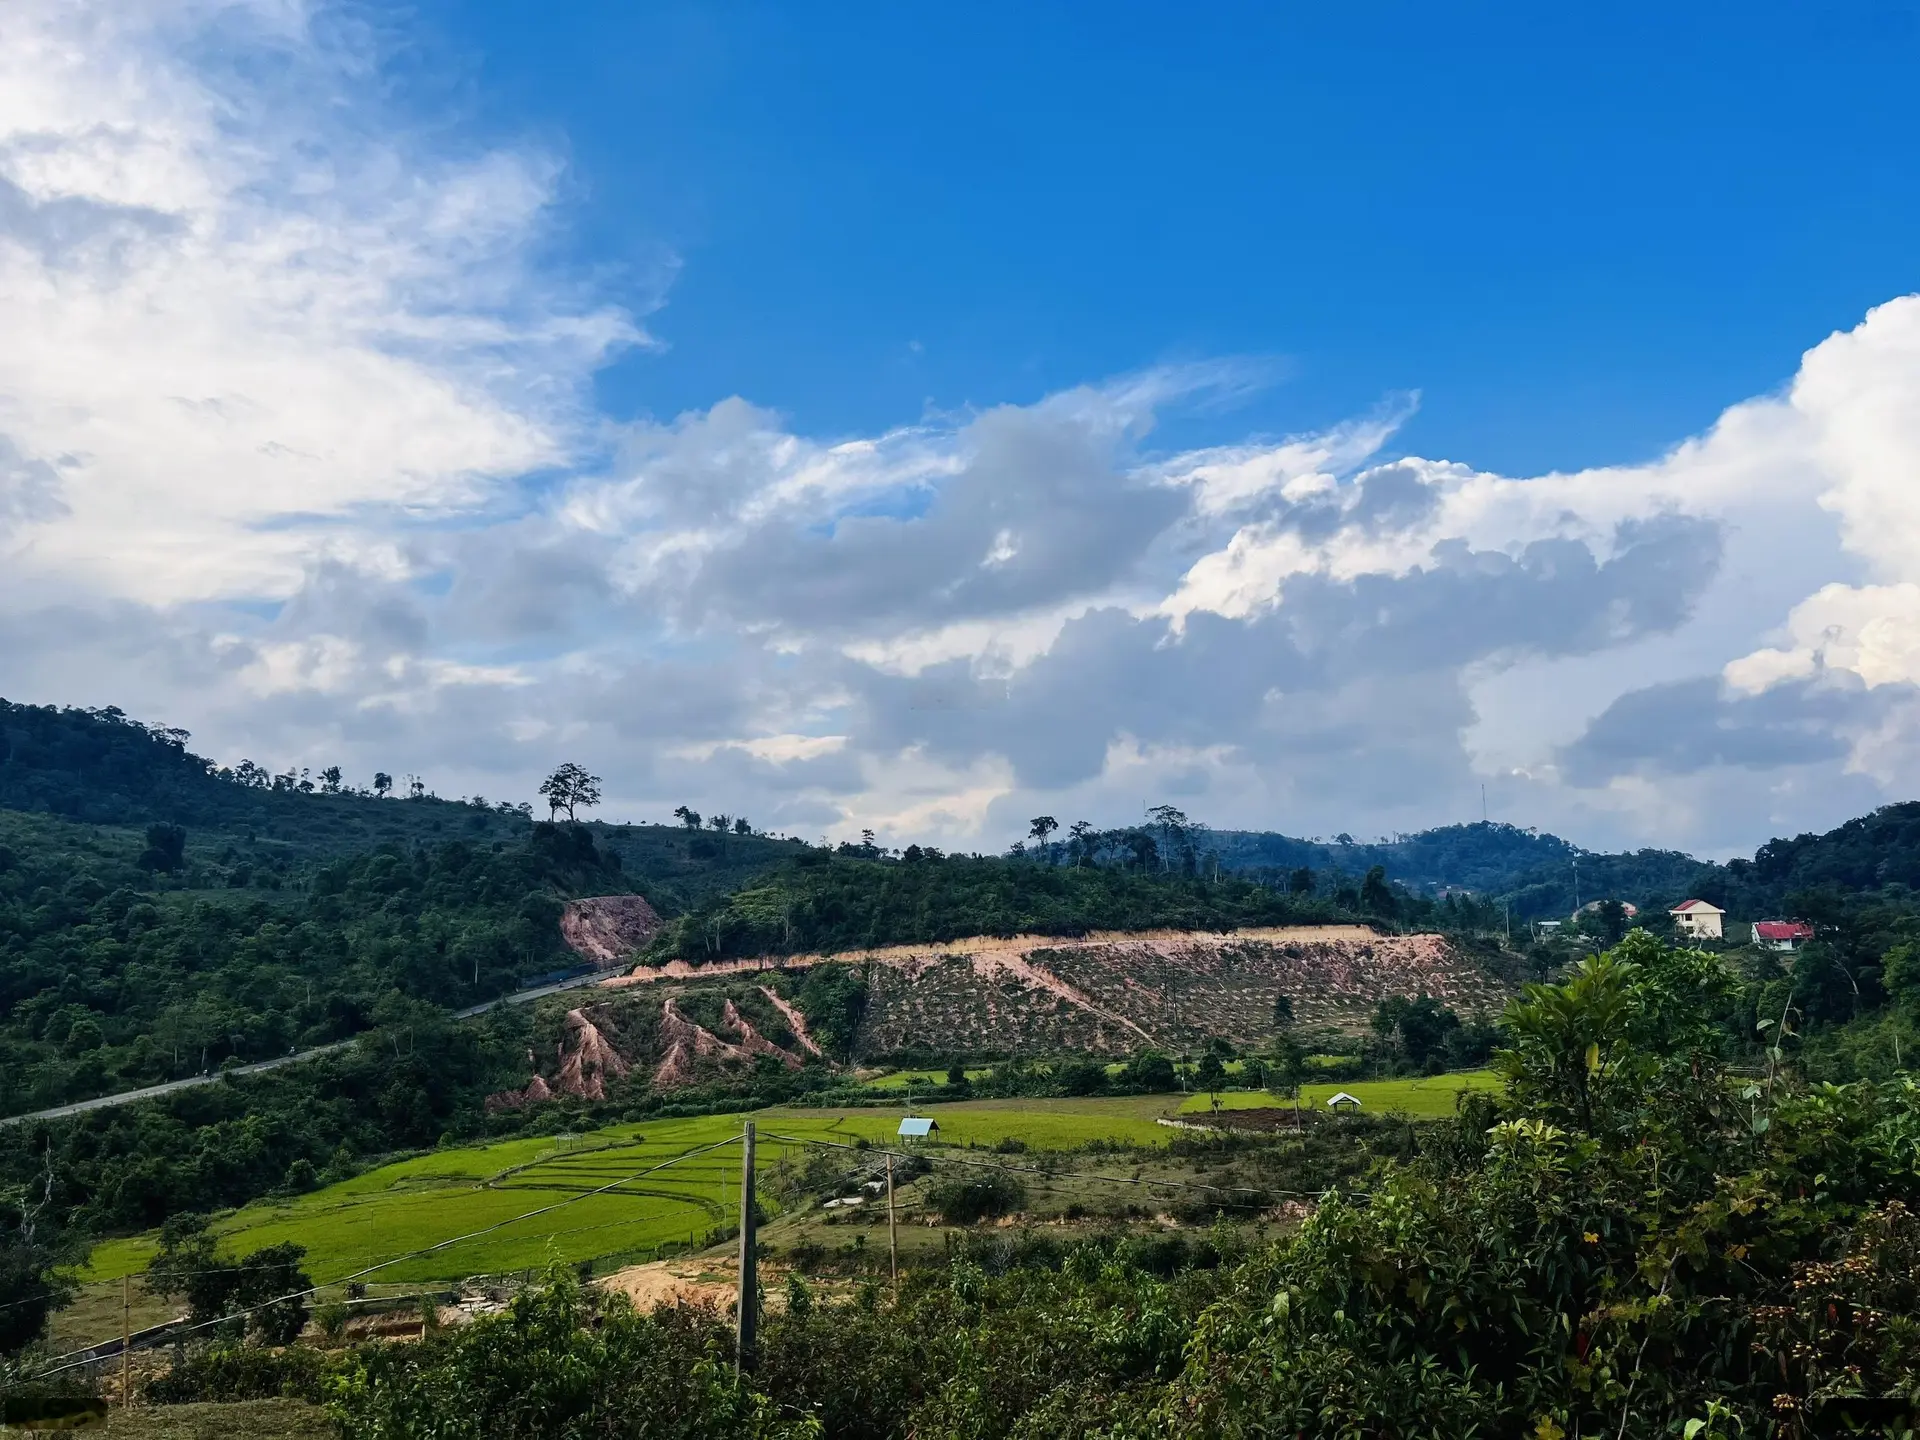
[549,925,1505,1098]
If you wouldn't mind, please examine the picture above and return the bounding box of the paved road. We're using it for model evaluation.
[1,969,613,1128]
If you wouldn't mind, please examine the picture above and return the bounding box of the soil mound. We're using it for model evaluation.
[486,1073,554,1113]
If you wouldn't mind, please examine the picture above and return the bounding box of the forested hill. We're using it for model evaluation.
[1185,805,1920,920]
[1205,821,1706,918]
[647,849,1351,963]
[1210,822,1577,890]
[0,700,808,1116]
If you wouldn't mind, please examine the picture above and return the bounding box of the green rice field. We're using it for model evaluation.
[81,1097,1178,1287]
[1176,1070,1500,1119]
[863,1067,992,1091]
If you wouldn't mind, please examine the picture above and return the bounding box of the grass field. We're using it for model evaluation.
[1176,1070,1500,1119]
[863,1067,991,1091]
[80,1097,1180,1288]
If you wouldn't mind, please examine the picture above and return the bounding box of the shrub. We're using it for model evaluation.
[327,1271,799,1439]
[145,1342,329,1404]
[926,1173,1027,1224]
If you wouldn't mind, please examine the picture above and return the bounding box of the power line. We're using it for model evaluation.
[32,1134,743,1379]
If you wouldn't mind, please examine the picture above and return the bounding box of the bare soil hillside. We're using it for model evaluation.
[560,894,663,966]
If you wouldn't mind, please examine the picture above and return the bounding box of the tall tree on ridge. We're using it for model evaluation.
[539,762,602,823]
[1028,816,1058,861]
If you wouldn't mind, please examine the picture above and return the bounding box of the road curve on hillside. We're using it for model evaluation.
[0,970,612,1129]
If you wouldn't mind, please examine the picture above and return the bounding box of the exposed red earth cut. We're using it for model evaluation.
[560,895,663,966]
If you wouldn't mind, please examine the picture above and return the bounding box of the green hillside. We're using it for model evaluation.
[0,812,628,1116]
[649,848,1351,962]
[0,700,815,1115]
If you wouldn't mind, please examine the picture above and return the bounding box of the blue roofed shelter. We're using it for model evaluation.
[897,1117,938,1141]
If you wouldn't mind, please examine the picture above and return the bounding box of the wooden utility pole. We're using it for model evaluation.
[120,1275,131,1408]
[735,1122,757,1376]
[885,1153,899,1297]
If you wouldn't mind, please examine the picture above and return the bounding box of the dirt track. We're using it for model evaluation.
[600,924,1386,989]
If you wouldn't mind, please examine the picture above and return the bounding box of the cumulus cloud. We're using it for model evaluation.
[8,1,1920,857]
[0,0,642,608]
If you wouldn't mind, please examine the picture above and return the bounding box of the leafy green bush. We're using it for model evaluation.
[146,1342,330,1404]
[925,1173,1027,1225]
[327,1272,800,1439]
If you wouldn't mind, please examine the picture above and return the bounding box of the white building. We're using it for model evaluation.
[1753,920,1814,952]
[1668,899,1725,940]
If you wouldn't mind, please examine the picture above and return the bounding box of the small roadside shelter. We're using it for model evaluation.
[1325,1092,1362,1111]
[897,1117,939,1142]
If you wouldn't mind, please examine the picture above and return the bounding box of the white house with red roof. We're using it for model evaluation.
[1669,898,1725,940]
[1753,920,1814,952]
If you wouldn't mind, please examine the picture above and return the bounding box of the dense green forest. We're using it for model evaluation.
[0,814,626,1115]
[647,849,1352,962]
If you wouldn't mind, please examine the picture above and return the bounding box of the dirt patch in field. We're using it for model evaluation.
[599,1259,735,1312]
[1167,1107,1309,1134]
[561,894,663,966]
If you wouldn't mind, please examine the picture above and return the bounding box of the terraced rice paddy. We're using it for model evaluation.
[82,1098,1179,1286]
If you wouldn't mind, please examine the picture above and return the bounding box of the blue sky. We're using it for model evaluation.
[4,0,1920,857]
[413,1,1920,474]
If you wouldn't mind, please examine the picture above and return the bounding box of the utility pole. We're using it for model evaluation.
[120,1275,131,1409]
[885,1153,899,1298]
[735,1123,757,1376]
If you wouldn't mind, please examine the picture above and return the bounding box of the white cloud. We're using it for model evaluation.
[0,0,642,606]
[11,2,1920,858]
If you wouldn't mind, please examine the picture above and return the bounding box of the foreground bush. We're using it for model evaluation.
[327,1280,799,1440]
[145,1342,330,1405]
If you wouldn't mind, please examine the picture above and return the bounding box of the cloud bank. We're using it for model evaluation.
[5,0,1920,856]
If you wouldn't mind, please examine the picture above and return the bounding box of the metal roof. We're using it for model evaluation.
[1326,1092,1362,1108]
[1670,898,1726,914]
[897,1117,938,1136]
